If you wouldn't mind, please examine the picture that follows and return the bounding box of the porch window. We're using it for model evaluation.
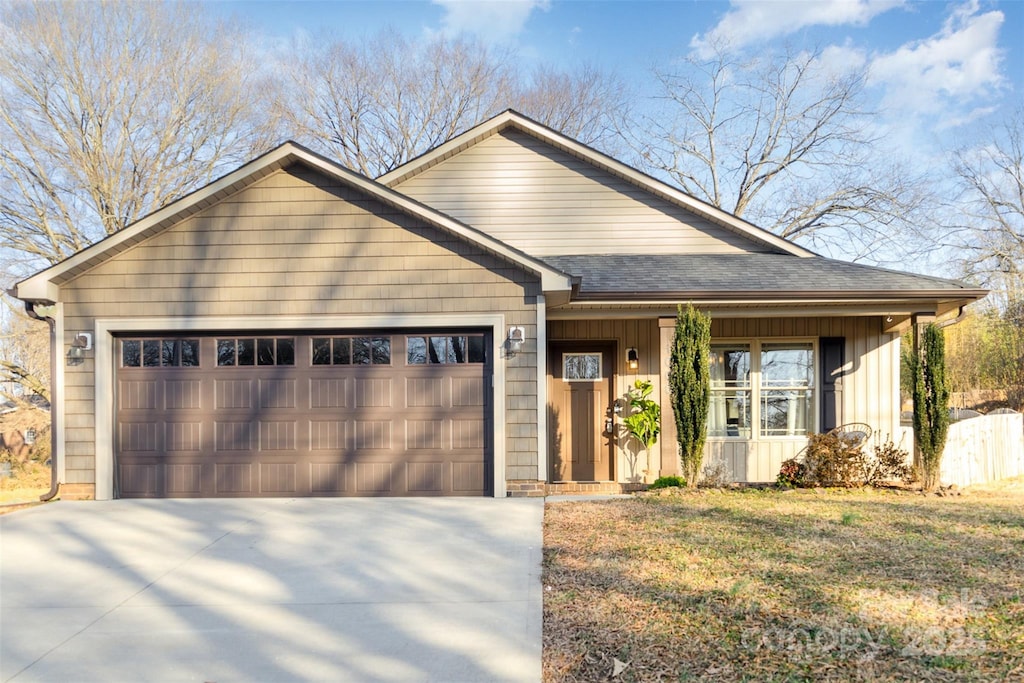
[760,343,814,436]
[709,345,751,437]
[708,340,815,438]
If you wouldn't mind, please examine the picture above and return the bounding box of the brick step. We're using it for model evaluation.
[545,482,646,496]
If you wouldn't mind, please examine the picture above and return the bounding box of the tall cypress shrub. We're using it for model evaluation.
[669,303,711,488]
[913,322,950,490]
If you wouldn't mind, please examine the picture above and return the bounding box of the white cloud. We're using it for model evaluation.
[815,43,869,78]
[431,0,550,44]
[691,0,904,56]
[868,1,1006,119]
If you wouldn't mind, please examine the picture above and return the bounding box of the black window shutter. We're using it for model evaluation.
[820,337,845,432]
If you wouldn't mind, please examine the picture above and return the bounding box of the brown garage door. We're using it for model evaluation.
[115,332,491,497]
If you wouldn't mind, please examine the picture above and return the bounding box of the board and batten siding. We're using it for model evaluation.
[548,318,662,482]
[57,165,542,489]
[392,130,770,257]
[559,315,902,484]
[701,316,900,483]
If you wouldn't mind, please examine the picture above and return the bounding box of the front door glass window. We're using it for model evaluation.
[563,353,602,381]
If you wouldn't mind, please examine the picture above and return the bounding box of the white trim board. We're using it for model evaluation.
[92,313,508,500]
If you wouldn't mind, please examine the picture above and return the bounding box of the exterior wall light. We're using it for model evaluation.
[627,347,639,370]
[507,326,525,356]
[67,332,92,366]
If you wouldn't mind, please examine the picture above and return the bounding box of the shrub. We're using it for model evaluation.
[670,303,710,488]
[622,380,661,451]
[648,475,686,490]
[864,438,912,485]
[778,434,913,488]
[803,432,865,486]
[777,458,807,487]
[913,323,950,490]
[699,461,730,488]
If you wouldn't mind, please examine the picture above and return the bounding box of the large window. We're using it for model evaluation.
[709,345,751,437]
[709,340,815,438]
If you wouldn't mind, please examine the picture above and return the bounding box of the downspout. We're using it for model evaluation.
[24,301,60,501]
[937,307,968,329]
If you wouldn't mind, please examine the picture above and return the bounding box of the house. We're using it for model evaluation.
[10,110,986,500]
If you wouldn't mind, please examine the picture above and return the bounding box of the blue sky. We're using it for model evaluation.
[214,0,1022,142]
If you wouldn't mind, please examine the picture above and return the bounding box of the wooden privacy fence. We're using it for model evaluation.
[901,414,1024,488]
[940,413,1024,487]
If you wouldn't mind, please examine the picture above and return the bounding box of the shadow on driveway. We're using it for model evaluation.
[1,498,543,682]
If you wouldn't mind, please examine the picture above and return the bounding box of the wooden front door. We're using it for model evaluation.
[548,343,615,482]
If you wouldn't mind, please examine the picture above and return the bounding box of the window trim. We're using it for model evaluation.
[708,337,819,441]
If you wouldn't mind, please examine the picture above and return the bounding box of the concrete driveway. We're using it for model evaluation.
[0,498,543,682]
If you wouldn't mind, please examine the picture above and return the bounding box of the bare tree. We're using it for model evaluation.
[281,30,514,178]
[0,301,49,403]
[0,0,280,273]
[950,108,1024,301]
[633,44,927,260]
[0,0,282,403]
[513,63,630,155]
[279,29,631,177]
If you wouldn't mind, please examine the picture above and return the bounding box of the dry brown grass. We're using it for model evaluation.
[0,461,50,511]
[544,480,1024,682]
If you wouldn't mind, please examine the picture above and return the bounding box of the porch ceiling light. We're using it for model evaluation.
[627,347,639,370]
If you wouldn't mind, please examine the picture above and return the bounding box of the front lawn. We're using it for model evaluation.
[543,481,1024,682]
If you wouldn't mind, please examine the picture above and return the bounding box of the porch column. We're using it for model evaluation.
[658,317,680,477]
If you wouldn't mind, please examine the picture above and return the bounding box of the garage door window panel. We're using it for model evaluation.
[407,335,486,364]
[312,337,390,365]
[217,338,295,367]
[122,338,200,368]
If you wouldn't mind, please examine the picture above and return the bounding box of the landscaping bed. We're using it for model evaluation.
[543,481,1024,682]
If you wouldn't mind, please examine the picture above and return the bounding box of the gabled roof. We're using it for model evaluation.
[378,109,816,258]
[12,142,575,303]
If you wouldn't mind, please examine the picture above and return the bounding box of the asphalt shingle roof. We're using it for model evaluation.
[540,254,981,297]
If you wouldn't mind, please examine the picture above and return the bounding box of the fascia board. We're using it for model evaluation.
[568,289,988,303]
[13,144,301,300]
[12,140,573,304]
[380,109,814,258]
[289,147,574,293]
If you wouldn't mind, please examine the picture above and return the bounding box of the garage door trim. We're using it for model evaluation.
[93,314,508,500]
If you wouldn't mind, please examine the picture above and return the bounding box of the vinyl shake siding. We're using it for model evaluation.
[58,165,542,487]
[392,129,769,256]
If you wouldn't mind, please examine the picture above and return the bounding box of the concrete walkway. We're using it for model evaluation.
[0,498,543,682]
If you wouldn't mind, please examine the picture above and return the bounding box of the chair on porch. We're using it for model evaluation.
[792,422,874,465]
[828,422,873,449]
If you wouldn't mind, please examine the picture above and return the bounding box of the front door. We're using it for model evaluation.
[548,342,615,481]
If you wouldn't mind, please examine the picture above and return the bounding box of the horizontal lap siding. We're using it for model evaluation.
[394,130,767,256]
[60,165,541,485]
